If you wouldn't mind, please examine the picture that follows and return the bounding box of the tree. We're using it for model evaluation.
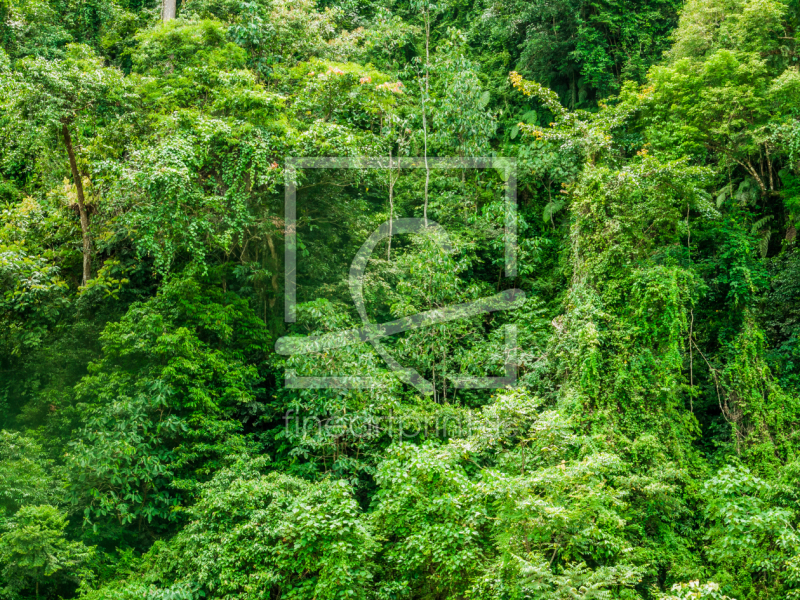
[66,278,268,542]
[430,38,496,159]
[82,457,376,600]
[0,505,93,599]
[1,44,133,286]
[0,432,61,521]
[475,0,682,104]
[161,0,176,21]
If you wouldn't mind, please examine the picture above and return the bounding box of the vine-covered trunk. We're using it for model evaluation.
[62,122,92,287]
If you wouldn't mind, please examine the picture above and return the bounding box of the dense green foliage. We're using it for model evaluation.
[1,0,800,597]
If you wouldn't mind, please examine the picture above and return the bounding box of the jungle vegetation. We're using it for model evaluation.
[1,0,800,597]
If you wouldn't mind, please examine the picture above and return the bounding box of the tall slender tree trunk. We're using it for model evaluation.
[162,0,176,21]
[62,123,92,286]
[422,111,429,227]
[421,5,430,227]
[388,149,395,260]
[266,234,280,309]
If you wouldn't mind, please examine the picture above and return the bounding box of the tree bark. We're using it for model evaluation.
[421,4,430,227]
[62,123,92,286]
[737,158,767,195]
[388,148,395,260]
[266,234,279,309]
[162,0,176,21]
